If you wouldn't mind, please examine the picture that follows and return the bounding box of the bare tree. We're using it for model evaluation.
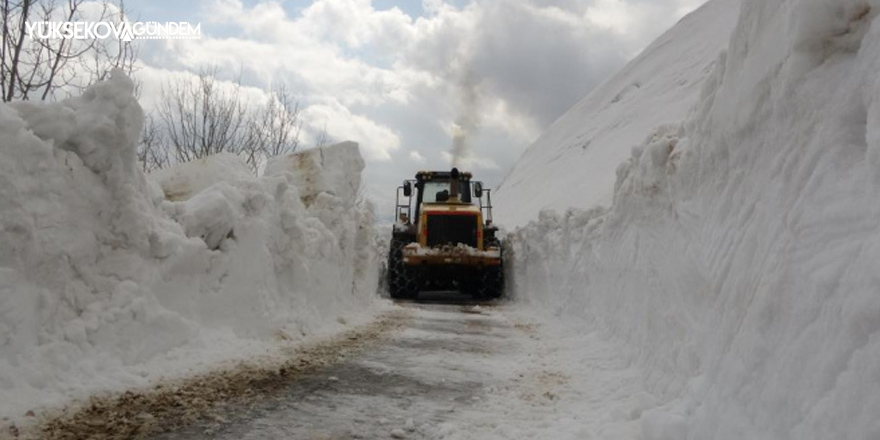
[80,1,138,87]
[242,82,302,169]
[155,67,302,173]
[137,112,168,172]
[1,0,137,102]
[157,66,248,164]
[262,83,302,157]
[314,122,330,148]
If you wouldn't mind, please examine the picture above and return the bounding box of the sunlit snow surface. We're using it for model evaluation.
[3,0,880,438]
[0,74,381,421]
[494,0,740,228]
[504,0,880,438]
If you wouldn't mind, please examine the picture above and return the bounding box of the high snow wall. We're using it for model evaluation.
[494,0,740,228]
[507,0,880,438]
[0,72,380,419]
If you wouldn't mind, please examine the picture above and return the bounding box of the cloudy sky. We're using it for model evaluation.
[127,0,707,219]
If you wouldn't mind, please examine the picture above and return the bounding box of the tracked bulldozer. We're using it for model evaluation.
[387,168,504,300]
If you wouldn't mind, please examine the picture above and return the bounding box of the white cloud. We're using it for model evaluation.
[409,150,427,164]
[131,0,710,220]
[585,0,639,35]
[301,99,401,161]
[300,0,417,52]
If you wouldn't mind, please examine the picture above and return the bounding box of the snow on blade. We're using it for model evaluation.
[0,71,381,421]
[506,0,880,438]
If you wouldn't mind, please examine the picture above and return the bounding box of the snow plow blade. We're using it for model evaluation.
[402,247,502,266]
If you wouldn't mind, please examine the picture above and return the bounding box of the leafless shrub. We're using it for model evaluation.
[150,67,302,173]
[136,112,168,172]
[1,0,137,102]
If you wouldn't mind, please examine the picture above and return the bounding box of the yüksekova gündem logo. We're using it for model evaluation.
[26,21,201,41]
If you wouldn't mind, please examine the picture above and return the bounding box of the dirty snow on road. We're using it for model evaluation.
[151,295,643,440]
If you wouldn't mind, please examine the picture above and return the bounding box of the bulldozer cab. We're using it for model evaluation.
[395,168,493,227]
[422,180,472,204]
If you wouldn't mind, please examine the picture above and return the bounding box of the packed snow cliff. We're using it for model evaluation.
[0,71,380,420]
[505,0,880,438]
[494,0,740,227]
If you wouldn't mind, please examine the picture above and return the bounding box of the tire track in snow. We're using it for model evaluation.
[18,310,411,440]
[145,296,641,439]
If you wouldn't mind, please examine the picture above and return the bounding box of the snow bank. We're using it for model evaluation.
[265,141,363,207]
[151,152,253,201]
[0,71,381,420]
[507,0,880,437]
[494,0,740,228]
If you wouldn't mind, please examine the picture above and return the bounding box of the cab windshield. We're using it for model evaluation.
[422,181,472,203]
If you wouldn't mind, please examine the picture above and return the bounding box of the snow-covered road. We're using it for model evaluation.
[150,294,643,439]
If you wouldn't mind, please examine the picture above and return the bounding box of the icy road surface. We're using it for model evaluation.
[153,293,643,439]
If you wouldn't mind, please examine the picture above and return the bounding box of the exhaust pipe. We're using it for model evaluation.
[449,168,460,202]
